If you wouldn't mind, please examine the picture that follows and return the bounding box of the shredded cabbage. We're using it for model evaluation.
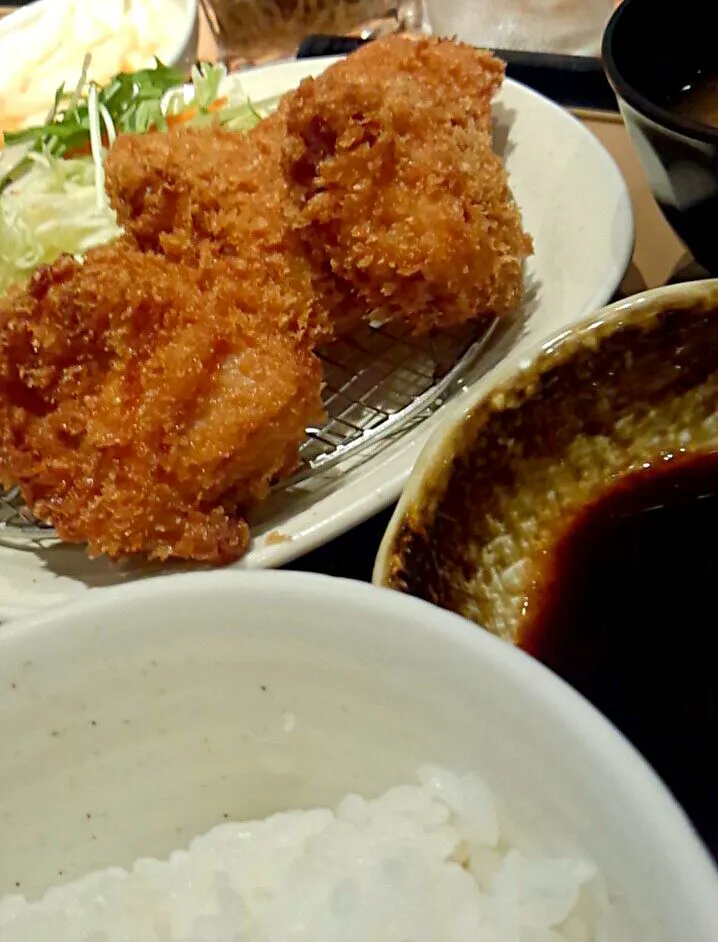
[162,63,281,132]
[0,152,121,293]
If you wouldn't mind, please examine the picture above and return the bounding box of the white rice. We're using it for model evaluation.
[0,766,607,942]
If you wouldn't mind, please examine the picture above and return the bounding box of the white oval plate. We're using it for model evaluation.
[0,56,633,620]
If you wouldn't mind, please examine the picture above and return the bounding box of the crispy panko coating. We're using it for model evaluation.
[106,118,287,252]
[0,35,535,566]
[0,243,324,563]
[104,119,340,343]
[282,35,533,335]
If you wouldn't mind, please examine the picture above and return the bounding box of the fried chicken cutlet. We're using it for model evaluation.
[0,36,533,567]
[104,118,341,344]
[0,243,324,563]
[106,117,287,253]
[282,36,533,335]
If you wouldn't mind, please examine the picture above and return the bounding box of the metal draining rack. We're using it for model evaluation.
[0,316,496,543]
[290,316,496,483]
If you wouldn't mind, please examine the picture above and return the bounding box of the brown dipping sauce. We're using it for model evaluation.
[521,451,718,857]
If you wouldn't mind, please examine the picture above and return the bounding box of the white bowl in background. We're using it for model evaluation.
[0,570,716,937]
[0,0,199,68]
[424,0,610,56]
[0,0,199,129]
[167,0,201,73]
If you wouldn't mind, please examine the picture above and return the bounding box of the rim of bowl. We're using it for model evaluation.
[602,0,718,144]
[373,278,718,586]
[173,0,199,64]
[1,568,717,910]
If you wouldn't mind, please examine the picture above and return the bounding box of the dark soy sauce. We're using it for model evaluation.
[521,452,718,857]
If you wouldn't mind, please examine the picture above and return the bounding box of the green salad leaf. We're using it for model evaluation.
[5,60,184,152]
[1,59,279,192]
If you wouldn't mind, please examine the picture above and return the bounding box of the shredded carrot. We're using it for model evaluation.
[64,141,93,159]
[64,135,110,159]
[166,106,198,128]
[64,144,87,159]
[164,97,228,129]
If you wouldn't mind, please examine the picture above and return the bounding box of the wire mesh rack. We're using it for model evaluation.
[0,315,497,545]
[290,316,496,483]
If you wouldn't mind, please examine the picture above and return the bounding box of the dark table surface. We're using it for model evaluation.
[284,505,396,583]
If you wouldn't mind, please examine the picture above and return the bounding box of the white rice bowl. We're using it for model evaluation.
[0,766,606,942]
[0,572,716,942]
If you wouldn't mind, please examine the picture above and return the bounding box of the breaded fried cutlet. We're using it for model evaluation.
[0,36,535,567]
[104,119,338,343]
[105,118,287,253]
[282,35,533,336]
[0,242,325,563]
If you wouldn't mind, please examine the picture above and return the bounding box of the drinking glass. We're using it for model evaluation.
[424,0,617,57]
[205,0,426,68]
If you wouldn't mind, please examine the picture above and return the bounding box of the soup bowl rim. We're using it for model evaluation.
[602,0,718,145]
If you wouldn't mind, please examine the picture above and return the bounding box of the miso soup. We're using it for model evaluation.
[673,73,718,127]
